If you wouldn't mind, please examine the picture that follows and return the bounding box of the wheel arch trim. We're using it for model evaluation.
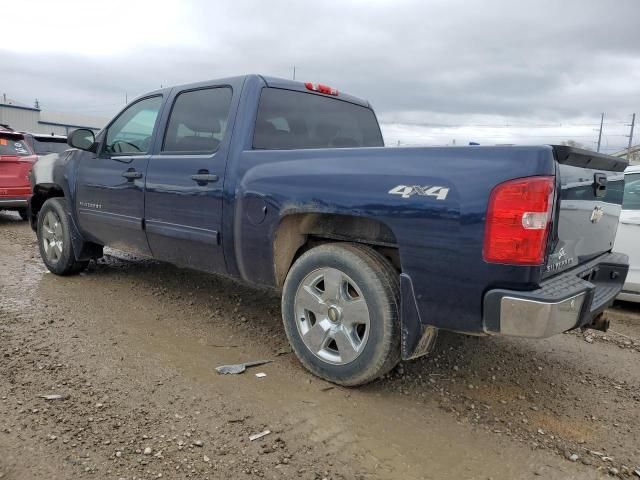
[272,212,399,287]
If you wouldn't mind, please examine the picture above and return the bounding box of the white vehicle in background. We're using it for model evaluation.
[20,132,69,159]
[615,165,640,302]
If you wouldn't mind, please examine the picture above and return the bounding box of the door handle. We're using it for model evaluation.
[191,172,219,185]
[593,173,607,198]
[122,169,143,181]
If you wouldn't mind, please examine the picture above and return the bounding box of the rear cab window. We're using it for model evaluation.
[253,88,383,150]
[0,135,32,156]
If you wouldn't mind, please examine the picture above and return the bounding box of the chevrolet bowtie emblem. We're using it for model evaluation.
[590,205,604,223]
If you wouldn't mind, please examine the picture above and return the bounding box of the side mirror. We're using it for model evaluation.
[67,128,96,152]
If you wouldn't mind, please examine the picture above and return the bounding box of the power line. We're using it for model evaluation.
[382,132,629,138]
[382,121,631,128]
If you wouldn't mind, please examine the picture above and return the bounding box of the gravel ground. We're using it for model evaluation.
[1,211,639,479]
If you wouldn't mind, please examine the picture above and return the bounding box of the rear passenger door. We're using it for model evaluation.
[144,85,234,273]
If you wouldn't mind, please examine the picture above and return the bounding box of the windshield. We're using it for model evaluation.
[0,136,32,156]
[32,138,69,155]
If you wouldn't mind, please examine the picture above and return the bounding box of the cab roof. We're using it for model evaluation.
[145,74,371,109]
[259,75,370,108]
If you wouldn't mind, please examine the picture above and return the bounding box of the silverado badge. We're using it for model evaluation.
[546,247,574,272]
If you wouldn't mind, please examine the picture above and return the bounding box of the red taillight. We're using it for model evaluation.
[304,82,339,96]
[483,176,555,265]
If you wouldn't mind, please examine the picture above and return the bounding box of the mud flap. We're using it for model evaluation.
[67,205,103,261]
[400,273,438,360]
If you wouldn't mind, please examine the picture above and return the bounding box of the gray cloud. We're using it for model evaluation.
[2,0,639,151]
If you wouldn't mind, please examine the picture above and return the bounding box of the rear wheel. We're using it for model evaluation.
[18,208,29,221]
[37,198,89,275]
[282,243,400,386]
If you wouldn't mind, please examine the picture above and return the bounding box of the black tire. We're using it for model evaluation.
[282,243,400,386]
[37,198,89,275]
[18,208,29,221]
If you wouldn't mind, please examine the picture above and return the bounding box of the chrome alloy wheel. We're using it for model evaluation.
[294,267,370,365]
[41,210,63,263]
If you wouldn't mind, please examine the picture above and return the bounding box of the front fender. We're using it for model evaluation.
[30,150,100,260]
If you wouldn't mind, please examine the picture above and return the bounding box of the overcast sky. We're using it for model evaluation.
[2,0,639,152]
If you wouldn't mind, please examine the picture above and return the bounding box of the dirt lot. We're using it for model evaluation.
[1,212,639,480]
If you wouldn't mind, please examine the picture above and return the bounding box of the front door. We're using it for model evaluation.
[76,95,164,255]
[144,86,233,272]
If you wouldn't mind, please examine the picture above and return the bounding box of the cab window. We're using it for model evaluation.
[162,87,233,154]
[253,88,383,150]
[104,96,163,156]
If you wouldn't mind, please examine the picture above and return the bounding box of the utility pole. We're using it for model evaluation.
[627,113,636,162]
[125,92,128,104]
[292,66,296,80]
[596,112,604,152]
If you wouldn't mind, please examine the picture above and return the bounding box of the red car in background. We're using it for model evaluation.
[0,127,37,220]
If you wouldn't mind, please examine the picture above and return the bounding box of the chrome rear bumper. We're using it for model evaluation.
[483,252,628,338]
[498,293,586,338]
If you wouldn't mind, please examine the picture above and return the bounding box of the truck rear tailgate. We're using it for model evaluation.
[544,146,627,278]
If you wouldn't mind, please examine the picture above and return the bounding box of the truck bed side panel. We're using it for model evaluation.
[228,145,556,333]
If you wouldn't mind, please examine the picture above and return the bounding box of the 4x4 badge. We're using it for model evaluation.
[388,185,449,200]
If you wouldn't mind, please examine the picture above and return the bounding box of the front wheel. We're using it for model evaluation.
[37,198,89,275]
[282,243,400,386]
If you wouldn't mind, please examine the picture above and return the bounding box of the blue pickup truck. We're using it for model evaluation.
[29,74,629,386]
